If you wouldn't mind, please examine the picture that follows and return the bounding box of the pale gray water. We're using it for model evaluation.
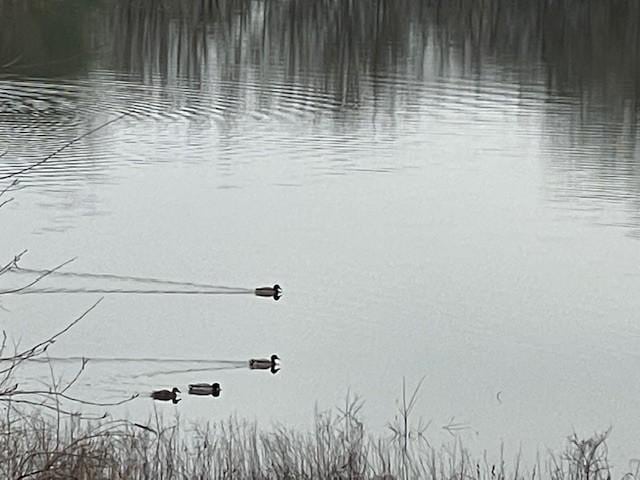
[1,0,640,465]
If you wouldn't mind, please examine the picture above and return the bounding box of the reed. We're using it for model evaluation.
[0,392,630,480]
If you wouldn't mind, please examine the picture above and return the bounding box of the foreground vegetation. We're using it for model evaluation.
[0,397,625,480]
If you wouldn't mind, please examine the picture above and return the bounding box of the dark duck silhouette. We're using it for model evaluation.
[188,382,222,397]
[254,284,282,300]
[249,354,280,374]
[150,387,181,404]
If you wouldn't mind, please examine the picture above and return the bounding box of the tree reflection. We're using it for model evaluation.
[0,0,91,77]
[1,0,639,224]
[4,0,637,118]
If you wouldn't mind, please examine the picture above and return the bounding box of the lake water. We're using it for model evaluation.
[1,0,640,466]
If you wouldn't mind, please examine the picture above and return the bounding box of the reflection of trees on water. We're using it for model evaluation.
[106,0,211,84]
[0,0,90,76]
[425,1,639,90]
[103,1,639,130]
[3,0,638,105]
[104,0,426,111]
[103,0,640,231]
[2,0,640,224]
[424,1,639,155]
[6,0,638,122]
[418,1,639,227]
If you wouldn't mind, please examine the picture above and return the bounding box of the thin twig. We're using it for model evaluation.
[0,298,102,364]
[7,390,139,407]
[0,114,126,181]
[0,250,28,277]
[0,397,107,419]
[0,257,76,295]
[59,357,88,394]
[0,54,23,68]
[0,178,18,199]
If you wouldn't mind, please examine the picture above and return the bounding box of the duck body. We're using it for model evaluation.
[188,382,222,397]
[150,387,180,403]
[249,354,280,373]
[254,284,282,300]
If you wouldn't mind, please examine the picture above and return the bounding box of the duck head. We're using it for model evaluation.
[212,382,222,397]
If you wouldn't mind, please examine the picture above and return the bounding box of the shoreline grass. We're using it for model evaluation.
[0,397,626,480]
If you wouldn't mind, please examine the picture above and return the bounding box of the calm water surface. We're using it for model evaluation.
[1,0,640,464]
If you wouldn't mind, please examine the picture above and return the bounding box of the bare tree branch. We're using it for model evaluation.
[0,54,23,68]
[0,178,18,198]
[7,390,138,407]
[0,114,126,181]
[0,397,108,419]
[0,298,102,366]
[0,250,27,277]
[0,257,76,295]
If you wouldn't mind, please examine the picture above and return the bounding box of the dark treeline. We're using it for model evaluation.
[104,0,639,107]
[2,0,638,114]
[0,0,92,77]
[423,0,639,148]
[100,0,427,109]
[1,0,639,211]
[425,1,639,92]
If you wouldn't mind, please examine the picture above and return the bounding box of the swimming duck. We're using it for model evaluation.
[254,284,282,301]
[188,382,222,397]
[150,387,181,404]
[249,354,280,371]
